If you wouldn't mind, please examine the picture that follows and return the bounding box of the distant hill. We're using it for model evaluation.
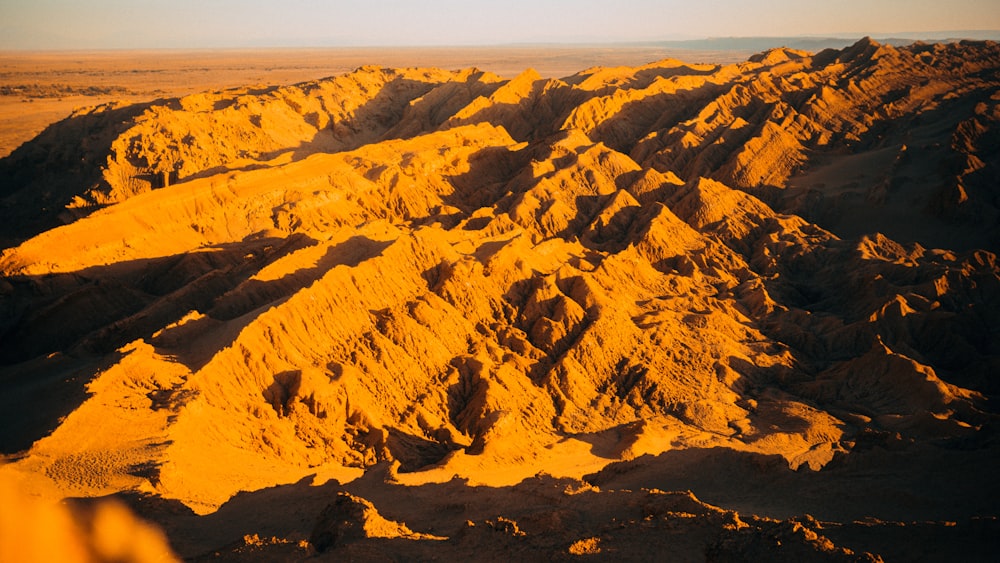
[636,31,1000,51]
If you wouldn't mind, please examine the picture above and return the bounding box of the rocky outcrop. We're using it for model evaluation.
[1,39,998,562]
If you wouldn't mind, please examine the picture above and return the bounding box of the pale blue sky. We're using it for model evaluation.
[1,0,998,50]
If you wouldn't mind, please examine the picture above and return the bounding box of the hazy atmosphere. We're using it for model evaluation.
[2,0,999,49]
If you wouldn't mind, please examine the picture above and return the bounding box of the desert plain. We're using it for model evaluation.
[0,41,998,561]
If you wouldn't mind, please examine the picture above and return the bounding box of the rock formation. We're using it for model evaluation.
[0,38,997,560]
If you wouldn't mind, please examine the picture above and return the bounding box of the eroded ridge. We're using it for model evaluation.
[1,38,997,561]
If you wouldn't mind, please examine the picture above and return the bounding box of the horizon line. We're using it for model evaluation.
[2,30,998,54]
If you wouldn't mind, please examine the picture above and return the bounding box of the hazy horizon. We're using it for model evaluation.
[2,0,999,50]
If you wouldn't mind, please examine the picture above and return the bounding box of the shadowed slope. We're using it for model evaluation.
[1,38,998,561]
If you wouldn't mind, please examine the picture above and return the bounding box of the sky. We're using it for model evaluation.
[1,0,999,50]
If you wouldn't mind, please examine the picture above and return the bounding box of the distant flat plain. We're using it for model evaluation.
[0,46,752,157]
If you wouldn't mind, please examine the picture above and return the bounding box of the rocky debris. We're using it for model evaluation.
[308,492,435,552]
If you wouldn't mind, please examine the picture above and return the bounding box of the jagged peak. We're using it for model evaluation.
[351,63,390,75]
[508,67,543,86]
[668,176,775,231]
[836,36,899,64]
[853,36,880,49]
[748,47,810,65]
[454,66,497,82]
[639,58,687,70]
[486,67,544,105]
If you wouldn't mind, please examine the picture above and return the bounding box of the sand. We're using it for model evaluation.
[1,39,998,561]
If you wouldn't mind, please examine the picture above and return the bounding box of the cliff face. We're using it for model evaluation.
[1,38,998,561]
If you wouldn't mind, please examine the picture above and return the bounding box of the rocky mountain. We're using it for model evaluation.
[1,38,998,561]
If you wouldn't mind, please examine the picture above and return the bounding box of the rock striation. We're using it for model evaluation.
[0,38,997,561]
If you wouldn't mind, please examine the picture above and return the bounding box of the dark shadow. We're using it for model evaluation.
[723,218,1000,395]
[207,234,392,323]
[446,143,535,213]
[262,370,302,417]
[67,475,329,559]
[279,72,462,164]
[0,101,155,248]
[442,75,587,143]
[0,352,107,453]
[726,356,812,392]
[0,237,283,452]
[85,441,1000,561]
[443,129,641,246]
[588,79,728,156]
[385,427,463,472]
[618,63,721,92]
[174,161,275,184]
[562,420,647,460]
[583,442,1000,524]
[0,70,474,252]
[0,232,396,454]
[381,69,506,140]
[0,234,316,366]
[754,77,1000,253]
[563,59,720,95]
[172,73,459,182]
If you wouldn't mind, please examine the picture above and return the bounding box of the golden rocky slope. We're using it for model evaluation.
[1,38,998,560]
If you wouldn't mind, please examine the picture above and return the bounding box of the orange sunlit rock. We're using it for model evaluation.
[1,38,998,560]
